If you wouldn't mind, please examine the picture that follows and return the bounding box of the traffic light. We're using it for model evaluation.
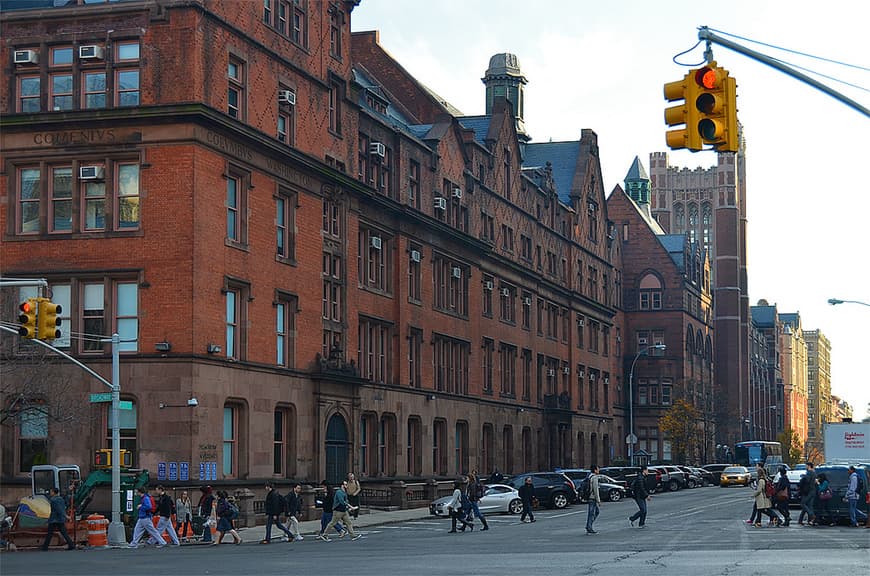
[36,297,62,341]
[664,62,738,153]
[664,71,702,151]
[18,298,38,339]
[693,62,739,152]
[94,449,132,469]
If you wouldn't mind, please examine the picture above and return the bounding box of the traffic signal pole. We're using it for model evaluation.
[697,26,869,118]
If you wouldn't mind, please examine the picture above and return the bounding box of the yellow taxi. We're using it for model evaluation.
[719,466,751,487]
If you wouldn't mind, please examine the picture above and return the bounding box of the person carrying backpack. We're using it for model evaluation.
[128,486,167,548]
[466,472,489,531]
[213,490,242,545]
[752,468,781,527]
[797,462,817,526]
[261,482,293,544]
[148,485,180,546]
[628,465,651,528]
[846,465,868,527]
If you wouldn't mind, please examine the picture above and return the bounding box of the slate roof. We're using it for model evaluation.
[406,124,433,139]
[625,156,649,181]
[352,67,416,126]
[456,116,492,145]
[779,312,800,328]
[522,141,581,204]
[658,234,686,270]
[1,0,59,9]
[750,305,778,327]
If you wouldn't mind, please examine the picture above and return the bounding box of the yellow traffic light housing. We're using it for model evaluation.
[664,72,702,151]
[692,62,739,152]
[18,298,38,339]
[36,297,62,341]
[94,448,132,469]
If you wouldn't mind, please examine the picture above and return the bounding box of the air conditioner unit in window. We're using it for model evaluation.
[451,266,462,279]
[577,319,585,327]
[370,236,382,250]
[562,366,570,375]
[79,45,104,60]
[638,337,648,345]
[452,187,462,199]
[578,370,585,378]
[410,250,421,263]
[79,166,105,180]
[484,281,493,291]
[369,142,386,157]
[604,377,609,384]
[589,372,596,380]
[278,89,296,105]
[523,297,532,306]
[547,369,555,377]
[501,288,510,297]
[434,197,447,210]
[14,49,38,65]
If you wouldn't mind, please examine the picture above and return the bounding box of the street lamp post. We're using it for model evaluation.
[628,343,667,466]
[827,298,870,308]
[742,405,777,440]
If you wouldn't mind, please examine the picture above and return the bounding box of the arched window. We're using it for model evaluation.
[406,416,422,476]
[688,204,698,243]
[20,406,49,473]
[502,425,514,473]
[380,413,397,476]
[702,204,712,247]
[675,204,685,231]
[106,398,137,468]
[639,273,662,310]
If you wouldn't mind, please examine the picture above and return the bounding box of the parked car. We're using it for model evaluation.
[600,466,657,495]
[649,465,688,491]
[574,474,628,502]
[813,464,870,525]
[690,466,716,486]
[719,466,752,487]
[702,463,732,485]
[508,472,577,509]
[429,483,523,517]
[677,465,703,488]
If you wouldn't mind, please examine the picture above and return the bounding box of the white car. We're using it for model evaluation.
[429,484,523,517]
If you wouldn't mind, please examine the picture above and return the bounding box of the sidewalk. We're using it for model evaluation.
[233,507,433,543]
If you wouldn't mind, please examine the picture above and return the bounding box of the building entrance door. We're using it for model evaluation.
[325,414,349,485]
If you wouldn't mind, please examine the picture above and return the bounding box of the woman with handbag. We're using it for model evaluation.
[773,466,791,526]
[176,491,193,543]
[816,473,833,526]
[213,490,242,545]
[752,469,780,527]
[446,481,472,533]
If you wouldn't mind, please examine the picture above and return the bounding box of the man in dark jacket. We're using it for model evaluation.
[798,462,817,526]
[628,465,651,528]
[774,466,791,526]
[198,486,215,543]
[284,484,304,541]
[40,487,75,551]
[261,482,293,544]
[148,485,180,546]
[518,476,535,523]
[466,473,490,531]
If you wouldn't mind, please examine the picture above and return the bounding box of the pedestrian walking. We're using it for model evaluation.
[628,465,651,528]
[466,473,489,531]
[815,473,833,526]
[447,480,473,533]
[149,485,180,546]
[40,487,76,551]
[175,491,193,542]
[845,465,868,527]
[797,462,817,526]
[752,468,781,527]
[586,464,602,534]
[128,486,167,548]
[346,473,362,519]
[261,482,293,544]
[316,480,345,540]
[518,476,535,524]
[323,480,362,541]
[197,486,215,543]
[213,490,242,545]
[284,483,304,541]
[773,465,791,526]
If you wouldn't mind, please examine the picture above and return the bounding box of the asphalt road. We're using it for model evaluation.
[4,486,868,575]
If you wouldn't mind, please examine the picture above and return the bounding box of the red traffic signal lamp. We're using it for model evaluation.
[664,62,738,153]
[18,298,38,339]
[36,297,62,341]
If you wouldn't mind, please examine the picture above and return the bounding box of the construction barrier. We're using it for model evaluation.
[86,514,108,548]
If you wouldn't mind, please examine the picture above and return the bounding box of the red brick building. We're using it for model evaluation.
[1,0,625,501]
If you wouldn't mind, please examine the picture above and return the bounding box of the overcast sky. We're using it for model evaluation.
[351,0,870,420]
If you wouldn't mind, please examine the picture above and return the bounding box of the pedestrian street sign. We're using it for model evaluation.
[89,393,112,403]
[119,400,133,410]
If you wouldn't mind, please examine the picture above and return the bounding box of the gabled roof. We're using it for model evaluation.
[352,66,416,126]
[456,116,492,145]
[659,234,686,270]
[522,141,581,204]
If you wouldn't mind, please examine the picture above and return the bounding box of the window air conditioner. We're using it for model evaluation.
[370,236,382,250]
[278,90,296,105]
[604,377,610,384]
[452,187,462,199]
[562,366,570,375]
[547,369,555,377]
[638,337,648,345]
[577,319,584,327]
[79,166,105,180]
[410,250,421,263]
[578,370,584,378]
[484,281,493,291]
[369,142,386,157]
[434,197,447,210]
[451,266,462,279]
[501,288,510,297]
[523,297,532,306]
[14,49,38,65]
[79,45,104,60]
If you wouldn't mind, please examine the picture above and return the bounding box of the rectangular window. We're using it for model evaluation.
[50,167,73,232]
[357,134,369,183]
[329,5,343,58]
[225,289,238,359]
[223,406,236,476]
[116,42,140,62]
[408,160,420,209]
[19,408,48,473]
[50,74,73,111]
[322,253,342,322]
[454,422,468,474]
[522,349,532,401]
[407,417,422,476]
[328,79,342,134]
[360,416,369,475]
[117,164,140,229]
[521,292,531,330]
[482,276,493,318]
[499,285,516,324]
[577,366,585,409]
[104,400,137,467]
[276,0,288,34]
[116,70,140,107]
[358,228,391,293]
[263,0,272,23]
[357,317,392,384]
[115,282,138,352]
[408,246,422,302]
[82,283,105,352]
[276,294,296,368]
[482,338,494,394]
[83,72,106,109]
[273,409,286,476]
[322,199,341,237]
[291,0,308,46]
[83,177,106,231]
[432,255,468,317]
[50,284,71,349]
[433,420,446,476]
[408,327,422,388]
[227,59,244,119]
[226,170,248,244]
[576,314,585,349]
[433,334,469,395]
[276,192,295,260]
[500,343,516,396]
[18,76,40,112]
[51,46,73,66]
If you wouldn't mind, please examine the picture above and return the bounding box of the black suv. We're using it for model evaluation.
[508,472,577,509]
[813,465,870,525]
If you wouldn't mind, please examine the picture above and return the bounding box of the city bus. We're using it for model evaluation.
[734,441,783,469]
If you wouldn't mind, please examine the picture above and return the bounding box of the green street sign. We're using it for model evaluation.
[119,401,133,410]
[89,393,112,403]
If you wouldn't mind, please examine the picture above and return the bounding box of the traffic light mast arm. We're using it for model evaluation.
[698,26,869,118]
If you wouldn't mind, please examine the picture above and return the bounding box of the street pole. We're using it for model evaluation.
[628,344,666,467]
[107,333,126,546]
